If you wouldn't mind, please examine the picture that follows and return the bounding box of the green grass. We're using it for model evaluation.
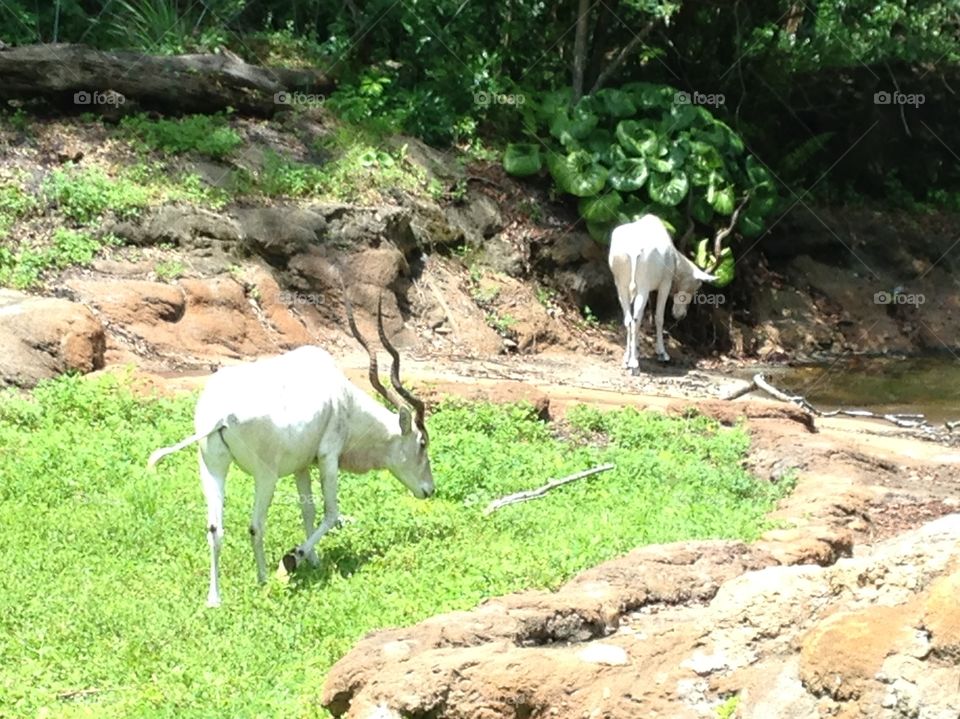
[0,181,37,239]
[0,376,791,717]
[0,228,120,289]
[119,113,243,160]
[241,134,437,203]
[43,166,151,224]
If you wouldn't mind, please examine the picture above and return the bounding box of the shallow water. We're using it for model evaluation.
[751,355,960,424]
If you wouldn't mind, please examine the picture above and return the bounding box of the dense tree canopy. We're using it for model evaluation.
[2,0,957,211]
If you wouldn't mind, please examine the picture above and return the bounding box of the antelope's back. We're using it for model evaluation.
[195,347,352,474]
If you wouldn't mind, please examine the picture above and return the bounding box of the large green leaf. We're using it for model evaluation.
[549,104,599,144]
[621,82,674,110]
[603,143,627,166]
[745,155,774,186]
[583,128,615,155]
[713,248,735,286]
[691,193,714,224]
[594,88,637,118]
[738,211,765,238]
[586,219,616,243]
[708,184,735,215]
[697,123,728,151]
[648,143,688,174]
[608,157,649,191]
[616,120,659,157]
[695,240,735,287]
[718,120,745,154]
[688,139,724,171]
[618,197,651,224]
[537,88,572,123]
[664,102,699,132]
[648,171,689,206]
[548,150,608,197]
[579,191,623,222]
[502,143,542,177]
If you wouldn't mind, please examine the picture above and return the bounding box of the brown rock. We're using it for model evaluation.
[320,515,960,719]
[922,569,960,661]
[65,276,313,365]
[0,291,105,387]
[800,605,917,701]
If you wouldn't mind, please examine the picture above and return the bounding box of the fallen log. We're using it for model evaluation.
[0,43,334,116]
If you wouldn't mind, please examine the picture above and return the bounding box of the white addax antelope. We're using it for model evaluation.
[608,214,717,369]
[148,294,434,607]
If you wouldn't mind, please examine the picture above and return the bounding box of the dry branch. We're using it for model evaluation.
[483,463,616,515]
[0,43,334,115]
[706,193,751,274]
[726,373,953,431]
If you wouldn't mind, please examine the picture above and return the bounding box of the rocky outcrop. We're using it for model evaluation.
[0,290,105,387]
[322,516,960,719]
[62,271,316,368]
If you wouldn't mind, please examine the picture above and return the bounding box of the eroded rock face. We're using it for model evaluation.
[63,275,314,367]
[0,290,105,387]
[321,516,960,719]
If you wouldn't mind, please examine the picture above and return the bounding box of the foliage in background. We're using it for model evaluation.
[503,84,778,283]
[0,0,958,207]
[0,376,791,717]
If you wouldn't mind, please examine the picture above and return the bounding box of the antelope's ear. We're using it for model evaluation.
[398,406,413,434]
[694,268,717,283]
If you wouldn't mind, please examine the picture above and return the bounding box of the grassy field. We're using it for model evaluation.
[0,374,792,718]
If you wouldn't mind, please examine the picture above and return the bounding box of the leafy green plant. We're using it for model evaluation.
[43,166,150,224]
[486,311,516,335]
[155,259,185,281]
[119,113,242,159]
[503,84,780,285]
[716,694,741,719]
[0,181,36,238]
[582,305,600,327]
[0,229,117,289]
[1,107,31,133]
[104,0,235,53]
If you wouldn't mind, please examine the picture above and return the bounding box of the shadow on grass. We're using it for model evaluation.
[284,546,377,593]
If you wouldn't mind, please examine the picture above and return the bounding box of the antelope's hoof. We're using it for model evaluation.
[630,367,641,377]
[656,353,671,364]
[279,550,300,576]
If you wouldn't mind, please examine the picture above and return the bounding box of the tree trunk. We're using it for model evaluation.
[571,0,592,103]
[0,43,335,116]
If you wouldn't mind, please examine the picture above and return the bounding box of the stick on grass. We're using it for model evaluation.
[483,463,616,515]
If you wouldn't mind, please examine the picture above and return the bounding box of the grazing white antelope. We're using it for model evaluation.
[148,295,434,607]
[608,214,716,369]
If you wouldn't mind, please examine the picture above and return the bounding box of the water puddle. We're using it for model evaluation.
[742,355,960,423]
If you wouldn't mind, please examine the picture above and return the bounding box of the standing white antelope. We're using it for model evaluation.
[608,214,716,370]
[148,294,434,607]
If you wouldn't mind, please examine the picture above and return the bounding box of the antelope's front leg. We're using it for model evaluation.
[279,456,340,575]
[294,468,321,567]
